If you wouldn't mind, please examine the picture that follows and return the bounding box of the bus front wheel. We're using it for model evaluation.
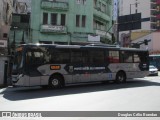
[49,75,63,88]
[115,71,126,83]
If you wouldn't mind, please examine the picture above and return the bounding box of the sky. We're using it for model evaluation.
[113,0,118,20]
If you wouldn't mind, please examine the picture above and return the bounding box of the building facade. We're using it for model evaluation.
[30,0,113,44]
[0,0,12,55]
[9,0,31,50]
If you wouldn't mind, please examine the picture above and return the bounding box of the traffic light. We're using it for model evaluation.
[144,39,148,45]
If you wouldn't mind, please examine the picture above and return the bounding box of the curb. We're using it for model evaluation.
[0,87,7,93]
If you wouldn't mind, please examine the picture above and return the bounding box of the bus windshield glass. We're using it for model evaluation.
[12,51,23,73]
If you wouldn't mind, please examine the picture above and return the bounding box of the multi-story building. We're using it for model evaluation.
[120,0,160,31]
[151,0,160,30]
[0,0,12,55]
[119,0,160,54]
[30,0,113,44]
[119,0,152,30]
[9,0,31,50]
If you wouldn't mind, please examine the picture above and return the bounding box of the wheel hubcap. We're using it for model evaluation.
[52,79,59,86]
[118,75,124,82]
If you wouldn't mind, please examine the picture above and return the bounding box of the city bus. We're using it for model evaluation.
[149,54,160,70]
[12,44,149,88]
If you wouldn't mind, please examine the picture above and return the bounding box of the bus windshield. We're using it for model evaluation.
[12,51,24,74]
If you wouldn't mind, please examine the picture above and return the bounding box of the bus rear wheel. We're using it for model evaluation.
[49,75,63,89]
[115,71,126,83]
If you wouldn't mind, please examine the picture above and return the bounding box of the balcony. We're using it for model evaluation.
[94,29,112,39]
[151,9,158,16]
[41,0,69,11]
[156,14,160,19]
[151,0,156,4]
[156,0,160,4]
[151,3,157,10]
[40,25,67,33]
[93,8,110,22]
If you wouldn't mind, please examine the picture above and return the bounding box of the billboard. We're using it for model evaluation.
[118,13,141,31]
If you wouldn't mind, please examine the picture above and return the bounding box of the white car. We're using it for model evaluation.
[149,65,158,76]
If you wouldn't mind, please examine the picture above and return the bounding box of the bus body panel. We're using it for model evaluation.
[12,44,149,87]
[40,76,50,85]
[13,75,30,86]
[108,63,149,79]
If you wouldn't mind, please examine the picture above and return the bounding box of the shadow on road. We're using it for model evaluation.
[1,79,160,101]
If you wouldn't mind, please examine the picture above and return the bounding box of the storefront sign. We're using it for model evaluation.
[0,40,7,48]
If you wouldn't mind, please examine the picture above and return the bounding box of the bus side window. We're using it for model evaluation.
[108,51,119,63]
[50,49,70,64]
[90,50,104,64]
[71,49,88,64]
[134,53,140,63]
[120,51,133,63]
[139,52,148,63]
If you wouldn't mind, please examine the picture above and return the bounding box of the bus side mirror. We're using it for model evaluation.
[17,74,24,80]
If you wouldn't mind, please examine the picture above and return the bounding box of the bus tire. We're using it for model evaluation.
[115,71,126,83]
[49,75,63,89]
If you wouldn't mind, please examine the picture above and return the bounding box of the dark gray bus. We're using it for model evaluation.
[12,44,149,88]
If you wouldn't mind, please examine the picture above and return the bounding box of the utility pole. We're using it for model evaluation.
[129,2,140,47]
[116,0,119,44]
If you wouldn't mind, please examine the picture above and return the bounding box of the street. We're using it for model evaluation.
[0,74,160,120]
[1,75,160,111]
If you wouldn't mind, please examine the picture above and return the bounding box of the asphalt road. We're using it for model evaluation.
[0,75,160,120]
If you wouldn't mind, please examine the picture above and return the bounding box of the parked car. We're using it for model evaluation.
[149,65,158,76]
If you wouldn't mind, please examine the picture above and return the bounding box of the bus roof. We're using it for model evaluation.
[18,44,148,52]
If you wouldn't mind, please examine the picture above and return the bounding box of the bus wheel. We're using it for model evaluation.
[49,75,63,89]
[115,71,126,83]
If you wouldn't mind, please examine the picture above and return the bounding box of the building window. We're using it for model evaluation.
[61,14,66,26]
[76,0,81,4]
[94,0,97,7]
[82,0,86,5]
[94,20,104,30]
[76,0,86,5]
[3,33,8,38]
[98,2,101,10]
[82,15,86,27]
[135,9,138,13]
[43,13,48,24]
[102,4,106,13]
[51,13,57,25]
[76,15,80,27]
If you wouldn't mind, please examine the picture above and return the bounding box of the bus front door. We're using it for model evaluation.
[28,67,41,86]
